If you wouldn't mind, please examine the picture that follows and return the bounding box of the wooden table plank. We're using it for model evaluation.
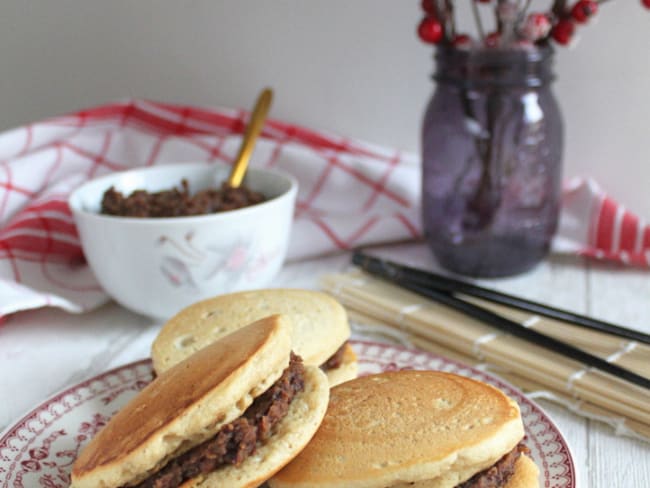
[586,262,650,487]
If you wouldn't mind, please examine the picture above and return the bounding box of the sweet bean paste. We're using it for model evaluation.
[457,442,530,488]
[320,342,348,371]
[126,353,305,488]
[101,179,265,218]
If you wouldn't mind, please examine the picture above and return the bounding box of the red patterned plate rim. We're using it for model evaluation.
[0,340,576,488]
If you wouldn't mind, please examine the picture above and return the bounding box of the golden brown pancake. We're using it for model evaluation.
[151,289,357,386]
[269,370,538,488]
[71,315,329,488]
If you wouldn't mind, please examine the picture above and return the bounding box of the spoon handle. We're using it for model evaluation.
[228,88,274,188]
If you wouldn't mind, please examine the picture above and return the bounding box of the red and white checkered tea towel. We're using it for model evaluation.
[0,100,647,318]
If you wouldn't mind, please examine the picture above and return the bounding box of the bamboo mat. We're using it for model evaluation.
[321,269,650,442]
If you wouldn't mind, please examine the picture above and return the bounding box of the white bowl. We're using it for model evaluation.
[68,163,298,320]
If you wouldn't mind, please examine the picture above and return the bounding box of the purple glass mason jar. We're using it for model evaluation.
[421,46,563,277]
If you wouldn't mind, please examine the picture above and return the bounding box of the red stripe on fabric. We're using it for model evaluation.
[120,101,136,127]
[1,235,82,257]
[62,141,126,172]
[619,211,639,252]
[0,164,37,223]
[41,101,400,162]
[177,135,232,163]
[86,133,114,179]
[362,151,402,211]
[274,122,393,161]
[174,108,191,136]
[595,197,618,252]
[0,240,21,281]
[40,145,65,192]
[36,216,101,291]
[53,100,407,163]
[303,215,386,251]
[0,248,84,265]
[308,216,348,250]
[346,216,380,246]
[148,100,253,135]
[127,106,219,136]
[170,104,242,132]
[185,109,244,135]
[643,227,650,249]
[0,163,11,220]
[395,213,421,239]
[0,181,36,197]
[3,217,78,236]
[207,136,229,163]
[324,153,411,208]
[122,106,190,135]
[271,122,348,153]
[145,135,168,167]
[294,201,325,216]
[75,110,88,129]
[22,199,72,216]
[73,104,132,120]
[294,162,335,219]
[0,164,36,197]
[266,140,285,168]
[40,104,128,129]
[17,125,33,157]
[265,126,296,168]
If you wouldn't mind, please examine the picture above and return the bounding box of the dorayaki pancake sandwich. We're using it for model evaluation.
[270,370,539,488]
[70,315,329,488]
[152,289,357,386]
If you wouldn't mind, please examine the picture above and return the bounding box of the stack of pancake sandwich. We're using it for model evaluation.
[152,289,357,387]
[71,315,330,488]
[269,370,539,488]
[71,288,539,488]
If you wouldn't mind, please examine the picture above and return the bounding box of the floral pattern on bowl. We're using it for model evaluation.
[158,231,280,292]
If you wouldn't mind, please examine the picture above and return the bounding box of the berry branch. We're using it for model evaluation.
[471,0,486,41]
[418,0,649,48]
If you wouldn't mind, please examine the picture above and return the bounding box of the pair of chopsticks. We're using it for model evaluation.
[352,250,650,391]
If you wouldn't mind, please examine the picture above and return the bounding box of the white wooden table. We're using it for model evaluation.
[1,242,649,487]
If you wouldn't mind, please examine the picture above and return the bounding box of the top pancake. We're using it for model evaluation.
[269,370,525,488]
[71,314,292,488]
[152,289,350,374]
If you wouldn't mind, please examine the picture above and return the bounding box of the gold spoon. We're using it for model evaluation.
[227,87,274,188]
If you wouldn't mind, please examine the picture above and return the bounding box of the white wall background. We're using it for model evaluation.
[1,1,649,215]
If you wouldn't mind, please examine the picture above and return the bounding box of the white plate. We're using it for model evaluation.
[0,340,576,487]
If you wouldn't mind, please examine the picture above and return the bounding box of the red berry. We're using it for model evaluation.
[453,34,472,47]
[417,16,444,44]
[642,0,650,8]
[420,0,436,15]
[551,19,575,45]
[484,31,500,48]
[522,13,552,41]
[571,0,598,23]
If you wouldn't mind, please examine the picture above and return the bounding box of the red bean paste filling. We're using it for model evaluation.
[127,353,305,488]
[320,341,348,371]
[101,180,265,218]
[457,442,530,488]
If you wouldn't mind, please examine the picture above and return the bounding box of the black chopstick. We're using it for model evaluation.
[352,250,650,345]
[351,252,650,390]
[388,279,650,391]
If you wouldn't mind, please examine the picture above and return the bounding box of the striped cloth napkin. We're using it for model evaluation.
[0,100,646,319]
